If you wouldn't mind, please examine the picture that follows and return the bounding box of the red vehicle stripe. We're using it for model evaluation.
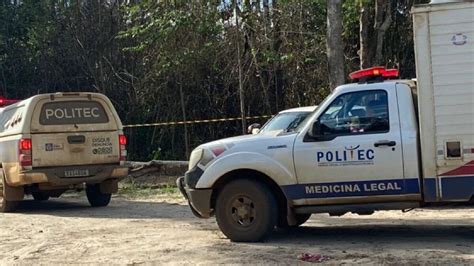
[441,160,474,176]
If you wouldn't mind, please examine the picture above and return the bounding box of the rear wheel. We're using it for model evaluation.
[0,175,19,213]
[32,192,50,201]
[278,213,311,228]
[294,213,311,226]
[0,195,18,212]
[215,179,277,242]
[86,184,111,207]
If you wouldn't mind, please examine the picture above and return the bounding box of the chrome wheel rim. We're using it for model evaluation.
[230,195,256,227]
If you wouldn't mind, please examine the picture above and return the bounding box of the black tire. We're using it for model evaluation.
[86,184,111,207]
[278,213,311,229]
[295,213,312,226]
[0,196,18,212]
[32,192,50,201]
[0,177,18,213]
[215,179,277,242]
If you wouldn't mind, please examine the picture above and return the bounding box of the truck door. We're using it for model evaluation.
[290,87,419,204]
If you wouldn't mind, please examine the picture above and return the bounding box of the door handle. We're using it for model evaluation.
[67,135,85,144]
[374,140,396,147]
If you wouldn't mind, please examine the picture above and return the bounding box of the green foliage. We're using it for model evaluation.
[0,0,419,161]
[151,148,162,161]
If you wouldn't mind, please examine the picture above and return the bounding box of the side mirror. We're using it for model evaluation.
[308,120,322,138]
[247,123,261,134]
[305,121,336,142]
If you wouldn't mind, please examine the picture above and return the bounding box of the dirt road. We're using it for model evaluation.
[0,192,473,265]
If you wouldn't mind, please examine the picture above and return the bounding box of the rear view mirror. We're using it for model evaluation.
[247,123,261,134]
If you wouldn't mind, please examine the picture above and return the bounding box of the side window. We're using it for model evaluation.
[319,90,389,136]
[0,107,23,132]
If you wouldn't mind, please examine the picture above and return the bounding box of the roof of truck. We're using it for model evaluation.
[279,106,317,114]
[337,79,417,91]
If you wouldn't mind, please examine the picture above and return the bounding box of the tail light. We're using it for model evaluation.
[119,135,127,162]
[19,138,32,167]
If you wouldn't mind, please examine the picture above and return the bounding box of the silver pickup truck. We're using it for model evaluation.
[0,92,129,212]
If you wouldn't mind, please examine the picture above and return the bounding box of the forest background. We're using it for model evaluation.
[0,0,428,160]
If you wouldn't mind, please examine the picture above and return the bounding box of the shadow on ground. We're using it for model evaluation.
[269,223,474,244]
[12,196,194,220]
[206,223,473,264]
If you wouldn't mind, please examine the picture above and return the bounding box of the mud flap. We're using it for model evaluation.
[1,171,24,201]
[99,179,118,194]
[286,204,297,226]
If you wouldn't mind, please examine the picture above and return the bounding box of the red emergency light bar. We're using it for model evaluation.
[0,97,20,107]
[349,66,399,82]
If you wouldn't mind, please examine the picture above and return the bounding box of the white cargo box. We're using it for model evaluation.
[413,1,474,201]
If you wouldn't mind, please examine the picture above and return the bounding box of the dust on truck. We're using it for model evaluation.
[178,0,474,242]
[0,92,129,212]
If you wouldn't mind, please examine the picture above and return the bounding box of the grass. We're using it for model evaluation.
[60,181,181,199]
[117,182,180,199]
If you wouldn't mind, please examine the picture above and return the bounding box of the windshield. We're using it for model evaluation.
[260,111,311,133]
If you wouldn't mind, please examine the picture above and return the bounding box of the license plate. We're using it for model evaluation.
[64,169,90,178]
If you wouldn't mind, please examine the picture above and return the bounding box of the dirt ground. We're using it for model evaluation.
[0,192,473,265]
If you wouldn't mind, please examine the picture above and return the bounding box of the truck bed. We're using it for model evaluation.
[413,2,474,202]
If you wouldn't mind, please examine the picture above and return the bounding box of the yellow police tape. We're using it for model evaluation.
[123,115,273,128]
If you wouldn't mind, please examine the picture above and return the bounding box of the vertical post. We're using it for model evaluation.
[234,1,246,134]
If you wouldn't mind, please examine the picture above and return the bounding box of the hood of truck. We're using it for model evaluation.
[188,130,298,185]
[195,130,299,161]
[199,130,289,147]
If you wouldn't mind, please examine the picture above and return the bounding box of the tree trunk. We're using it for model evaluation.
[374,0,392,65]
[234,0,246,134]
[326,0,345,90]
[179,78,190,159]
[263,0,270,19]
[359,0,393,69]
[359,2,372,68]
[272,0,284,112]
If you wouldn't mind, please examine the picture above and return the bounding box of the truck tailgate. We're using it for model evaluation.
[32,131,120,167]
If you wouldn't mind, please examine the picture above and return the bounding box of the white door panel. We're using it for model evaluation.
[289,88,414,203]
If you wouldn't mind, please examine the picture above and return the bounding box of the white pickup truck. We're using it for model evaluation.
[178,1,473,242]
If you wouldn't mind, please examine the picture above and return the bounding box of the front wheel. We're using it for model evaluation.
[215,179,277,242]
[278,213,311,229]
[294,213,311,226]
[86,184,111,207]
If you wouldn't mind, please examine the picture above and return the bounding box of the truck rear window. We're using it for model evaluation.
[39,101,109,125]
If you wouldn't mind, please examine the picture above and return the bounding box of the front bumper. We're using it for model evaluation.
[177,176,213,218]
[5,164,129,187]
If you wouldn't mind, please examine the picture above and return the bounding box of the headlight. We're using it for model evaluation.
[188,149,204,170]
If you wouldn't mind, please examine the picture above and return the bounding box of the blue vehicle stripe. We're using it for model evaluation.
[423,178,437,202]
[282,178,420,200]
[440,175,474,201]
